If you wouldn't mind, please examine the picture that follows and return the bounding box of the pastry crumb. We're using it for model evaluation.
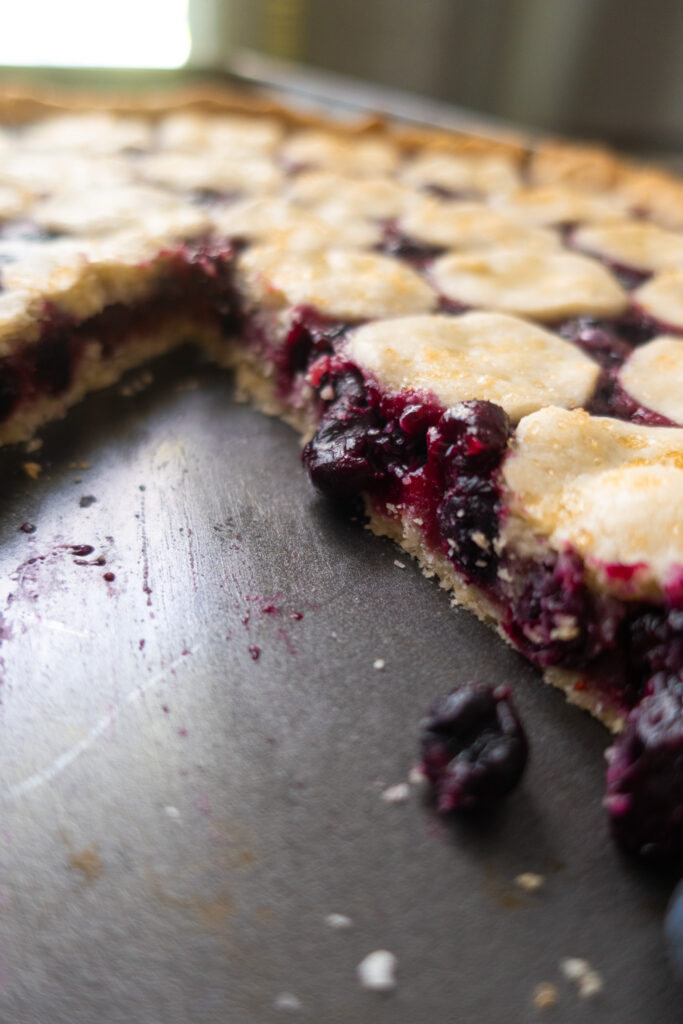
[381,782,410,804]
[22,461,42,479]
[514,871,545,893]
[357,950,397,991]
[373,658,385,670]
[560,957,590,981]
[393,559,406,568]
[532,982,559,1010]
[560,957,603,998]
[24,437,42,453]
[273,992,302,1011]
[324,912,352,929]
[578,971,603,998]
[408,764,427,785]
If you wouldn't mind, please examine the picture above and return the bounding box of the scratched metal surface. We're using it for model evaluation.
[0,348,679,1024]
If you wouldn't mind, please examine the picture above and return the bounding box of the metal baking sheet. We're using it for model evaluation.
[0,348,679,1023]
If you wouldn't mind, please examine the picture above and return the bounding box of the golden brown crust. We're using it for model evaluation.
[529,140,625,191]
[0,80,679,230]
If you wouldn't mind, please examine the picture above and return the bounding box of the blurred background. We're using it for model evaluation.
[0,0,680,158]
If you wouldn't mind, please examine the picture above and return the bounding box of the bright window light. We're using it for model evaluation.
[0,0,190,68]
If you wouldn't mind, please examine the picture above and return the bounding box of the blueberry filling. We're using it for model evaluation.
[604,260,651,293]
[273,307,351,397]
[437,476,502,584]
[427,401,511,584]
[503,549,625,669]
[302,359,683,723]
[605,689,683,857]
[558,315,678,426]
[378,221,445,266]
[586,374,676,426]
[420,682,528,812]
[303,363,439,503]
[558,316,634,370]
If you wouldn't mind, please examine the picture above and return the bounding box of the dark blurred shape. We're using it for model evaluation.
[211,0,682,153]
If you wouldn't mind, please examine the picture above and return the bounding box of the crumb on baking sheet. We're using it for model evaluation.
[22,461,41,479]
[357,950,397,991]
[532,982,559,1010]
[273,992,302,1011]
[373,658,385,670]
[560,957,603,998]
[514,871,545,893]
[394,559,406,569]
[24,437,42,454]
[381,782,410,804]
[68,844,103,883]
[324,912,352,929]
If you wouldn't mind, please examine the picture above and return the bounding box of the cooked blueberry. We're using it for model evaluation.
[437,475,502,583]
[604,690,683,858]
[420,682,528,812]
[558,317,632,369]
[427,400,511,478]
[665,880,683,981]
[302,406,379,499]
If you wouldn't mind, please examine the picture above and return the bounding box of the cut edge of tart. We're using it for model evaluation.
[0,83,681,744]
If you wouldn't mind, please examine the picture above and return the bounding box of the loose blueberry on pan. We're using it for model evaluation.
[419,682,529,812]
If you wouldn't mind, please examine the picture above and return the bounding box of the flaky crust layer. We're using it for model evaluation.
[0,82,679,226]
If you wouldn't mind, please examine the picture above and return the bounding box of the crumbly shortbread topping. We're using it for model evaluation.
[139,151,283,195]
[399,151,520,195]
[280,130,400,175]
[345,313,599,421]
[399,199,558,252]
[156,112,284,155]
[0,152,133,198]
[0,290,41,350]
[619,337,683,424]
[0,238,96,314]
[286,171,418,222]
[492,185,627,227]
[237,247,437,320]
[0,185,26,220]
[20,113,152,154]
[574,221,683,272]
[31,184,209,237]
[431,245,627,320]
[503,407,683,598]
[0,235,166,323]
[211,196,380,250]
[633,271,683,331]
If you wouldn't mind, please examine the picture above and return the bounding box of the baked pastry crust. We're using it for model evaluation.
[0,82,681,735]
